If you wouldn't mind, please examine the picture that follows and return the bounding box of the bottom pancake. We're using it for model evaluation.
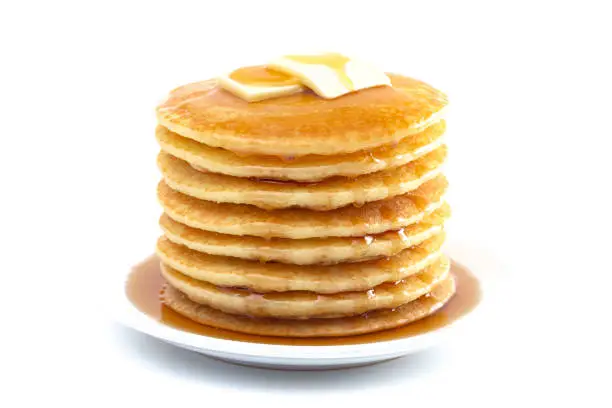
[161,256,450,318]
[162,275,456,338]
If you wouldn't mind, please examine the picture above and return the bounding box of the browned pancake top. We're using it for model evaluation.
[157,74,447,155]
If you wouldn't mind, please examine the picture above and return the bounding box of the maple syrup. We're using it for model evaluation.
[126,255,481,346]
[229,66,299,87]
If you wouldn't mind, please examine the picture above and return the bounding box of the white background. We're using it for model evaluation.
[1,1,611,406]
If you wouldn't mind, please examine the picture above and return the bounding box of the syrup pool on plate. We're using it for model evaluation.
[125,256,481,346]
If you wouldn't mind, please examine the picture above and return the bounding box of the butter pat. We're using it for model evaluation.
[268,53,391,99]
[218,65,304,102]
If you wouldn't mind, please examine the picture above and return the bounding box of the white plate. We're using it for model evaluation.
[114,239,496,370]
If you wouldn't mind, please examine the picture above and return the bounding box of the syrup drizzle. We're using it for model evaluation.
[229,65,299,87]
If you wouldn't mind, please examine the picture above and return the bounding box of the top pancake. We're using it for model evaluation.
[156,74,448,156]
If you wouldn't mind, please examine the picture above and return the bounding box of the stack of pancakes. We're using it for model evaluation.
[154,74,452,337]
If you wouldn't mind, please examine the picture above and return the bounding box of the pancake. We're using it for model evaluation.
[156,74,448,156]
[155,120,446,182]
[159,205,449,265]
[157,146,446,210]
[161,256,450,319]
[162,274,456,337]
[157,175,447,239]
[155,232,445,293]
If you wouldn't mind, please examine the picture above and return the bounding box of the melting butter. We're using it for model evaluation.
[218,53,391,102]
[218,65,304,102]
[285,53,354,90]
[269,52,391,99]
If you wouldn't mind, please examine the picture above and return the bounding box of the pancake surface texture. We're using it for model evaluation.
[157,74,448,156]
[152,63,454,338]
[155,233,445,293]
[162,275,456,337]
[161,257,450,318]
[155,120,446,181]
[159,205,449,264]
[157,146,446,210]
[157,175,448,238]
